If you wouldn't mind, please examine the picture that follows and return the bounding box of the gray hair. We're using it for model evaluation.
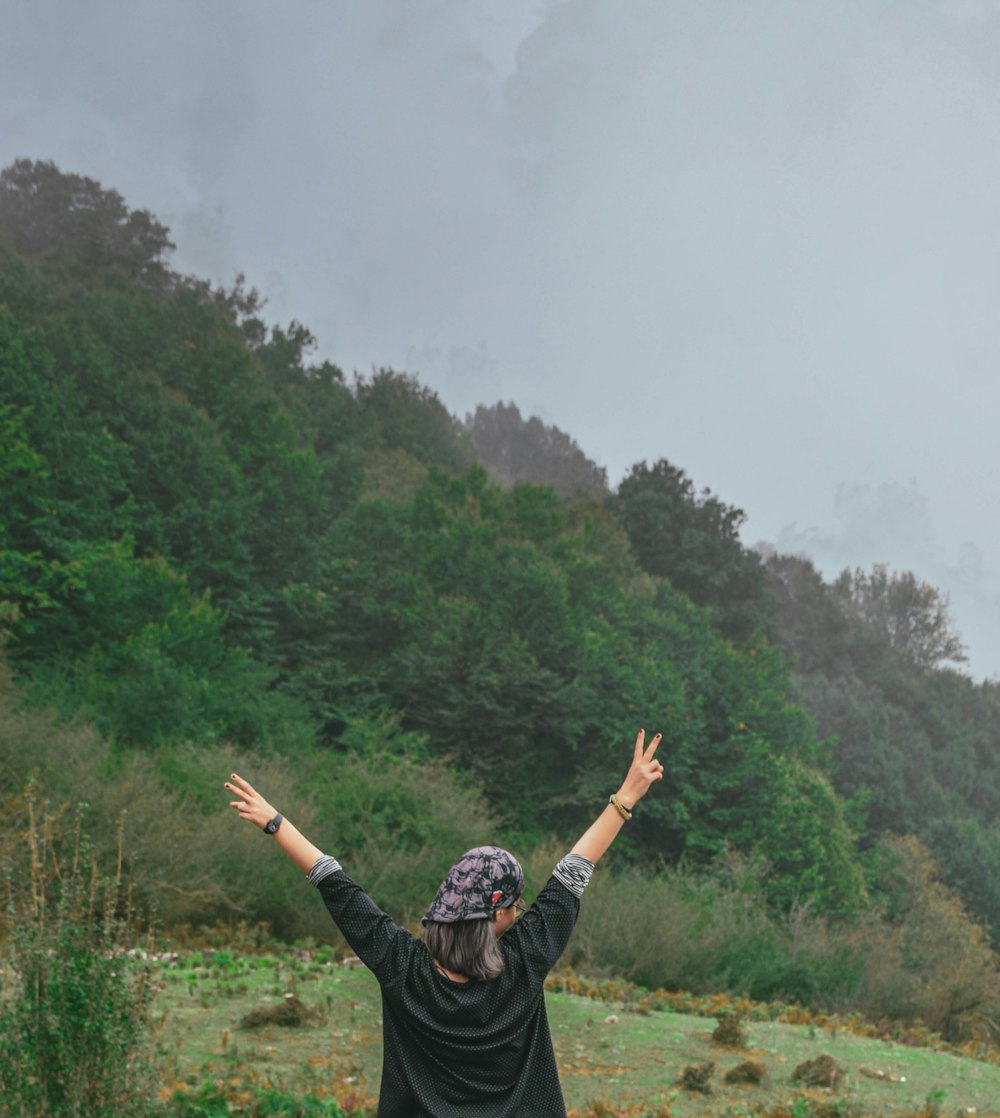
[424,918,505,982]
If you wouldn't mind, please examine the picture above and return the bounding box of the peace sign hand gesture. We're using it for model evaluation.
[224,772,278,830]
[616,729,664,810]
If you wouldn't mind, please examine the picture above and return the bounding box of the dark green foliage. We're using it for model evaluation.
[169,1086,348,1117]
[0,158,174,286]
[615,458,773,642]
[766,550,1000,940]
[791,673,922,837]
[0,159,872,916]
[355,368,473,473]
[8,158,1000,1045]
[921,816,1000,948]
[765,553,865,678]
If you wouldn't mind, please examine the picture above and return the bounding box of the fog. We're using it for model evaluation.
[4,0,1000,677]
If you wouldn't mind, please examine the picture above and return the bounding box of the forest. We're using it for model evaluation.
[3,159,1000,1050]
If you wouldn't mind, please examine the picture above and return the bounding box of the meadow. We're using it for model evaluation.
[149,932,1000,1118]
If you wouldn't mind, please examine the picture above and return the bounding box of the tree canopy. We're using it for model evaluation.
[4,159,1000,937]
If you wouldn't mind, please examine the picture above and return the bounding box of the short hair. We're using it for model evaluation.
[424,917,505,982]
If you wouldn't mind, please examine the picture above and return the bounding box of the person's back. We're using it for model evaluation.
[223,729,664,1117]
[308,849,588,1116]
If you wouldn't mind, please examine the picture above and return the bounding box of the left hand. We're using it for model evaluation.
[616,729,664,810]
[224,772,278,830]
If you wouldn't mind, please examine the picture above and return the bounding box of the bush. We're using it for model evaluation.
[564,849,798,999]
[168,1085,352,1117]
[561,848,878,1013]
[860,834,1000,1040]
[0,791,159,1118]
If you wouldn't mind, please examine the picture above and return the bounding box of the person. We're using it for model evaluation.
[224,729,664,1118]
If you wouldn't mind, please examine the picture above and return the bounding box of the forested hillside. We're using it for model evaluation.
[3,160,1000,1038]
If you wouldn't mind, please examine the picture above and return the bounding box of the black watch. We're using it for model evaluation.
[264,812,284,835]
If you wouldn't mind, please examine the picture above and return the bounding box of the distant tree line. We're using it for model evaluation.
[3,158,1000,957]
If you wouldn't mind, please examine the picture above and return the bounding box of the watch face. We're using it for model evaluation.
[265,818,279,833]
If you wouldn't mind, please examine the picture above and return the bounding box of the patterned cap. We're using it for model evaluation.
[422,846,525,924]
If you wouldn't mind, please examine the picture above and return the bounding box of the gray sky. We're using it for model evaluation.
[5,0,1000,679]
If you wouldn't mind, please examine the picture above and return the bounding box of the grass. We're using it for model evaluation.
[143,940,1000,1117]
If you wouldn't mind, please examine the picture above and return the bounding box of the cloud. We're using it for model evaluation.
[775,479,1000,679]
[4,0,1000,677]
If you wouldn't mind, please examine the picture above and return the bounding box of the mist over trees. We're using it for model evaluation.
[464,401,608,498]
[4,161,1000,1031]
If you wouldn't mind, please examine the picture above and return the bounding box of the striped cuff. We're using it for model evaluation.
[307,854,343,885]
[552,853,595,898]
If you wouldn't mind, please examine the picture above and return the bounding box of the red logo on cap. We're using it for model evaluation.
[491,890,503,906]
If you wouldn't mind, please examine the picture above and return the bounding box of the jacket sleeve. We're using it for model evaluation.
[310,859,416,987]
[506,875,580,981]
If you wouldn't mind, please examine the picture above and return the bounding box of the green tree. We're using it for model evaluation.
[869,834,1000,1040]
[754,757,866,915]
[924,816,1000,945]
[764,552,866,678]
[355,368,472,473]
[832,563,967,670]
[0,158,174,286]
[465,401,608,498]
[615,458,772,642]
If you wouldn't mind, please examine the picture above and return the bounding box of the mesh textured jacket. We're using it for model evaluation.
[310,860,588,1118]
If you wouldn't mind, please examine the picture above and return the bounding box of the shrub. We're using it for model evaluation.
[862,834,1000,1040]
[712,1012,747,1047]
[0,791,158,1118]
[563,849,794,999]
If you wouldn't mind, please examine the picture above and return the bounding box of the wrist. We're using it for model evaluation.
[615,789,636,811]
[609,792,633,820]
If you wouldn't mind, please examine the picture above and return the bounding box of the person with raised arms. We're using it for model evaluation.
[224,729,664,1118]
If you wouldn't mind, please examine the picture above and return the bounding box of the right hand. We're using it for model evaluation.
[616,729,664,810]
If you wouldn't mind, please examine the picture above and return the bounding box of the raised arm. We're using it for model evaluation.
[224,773,323,874]
[571,730,663,865]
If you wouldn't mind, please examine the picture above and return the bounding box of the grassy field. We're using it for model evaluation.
[147,942,1000,1117]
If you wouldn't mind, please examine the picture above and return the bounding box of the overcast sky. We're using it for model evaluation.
[4,0,1000,679]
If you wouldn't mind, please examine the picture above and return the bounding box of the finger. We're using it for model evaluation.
[224,782,250,802]
[643,732,663,761]
[633,729,645,762]
[229,773,256,794]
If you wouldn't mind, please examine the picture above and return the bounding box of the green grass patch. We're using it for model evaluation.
[145,944,1000,1117]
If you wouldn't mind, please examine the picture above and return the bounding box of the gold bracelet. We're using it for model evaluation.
[609,793,633,821]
